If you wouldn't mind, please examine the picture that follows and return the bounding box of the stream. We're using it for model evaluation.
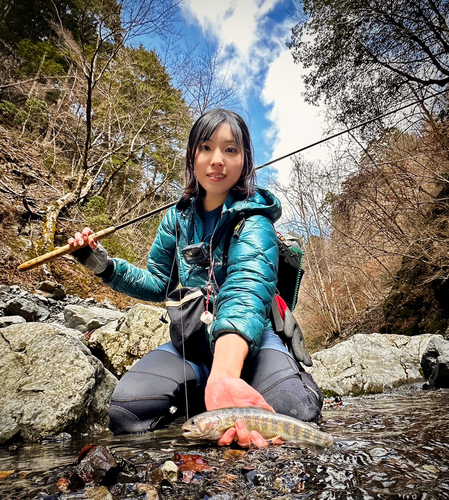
[0,383,448,499]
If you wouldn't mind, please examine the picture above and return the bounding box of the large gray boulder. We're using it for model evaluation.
[88,303,170,377]
[306,333,441,396]
[64,304,123,332]
[0,323,117,443]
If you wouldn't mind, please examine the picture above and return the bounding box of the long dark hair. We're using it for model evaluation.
[183,109,256,199]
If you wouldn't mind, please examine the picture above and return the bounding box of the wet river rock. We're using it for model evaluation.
[0,322,117,443]
[421,335,449,388]
[0,283,171,443]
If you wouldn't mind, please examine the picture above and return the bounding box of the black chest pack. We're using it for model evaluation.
[223,214,312,367]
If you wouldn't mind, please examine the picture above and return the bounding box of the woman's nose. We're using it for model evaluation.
[210,148,224,166]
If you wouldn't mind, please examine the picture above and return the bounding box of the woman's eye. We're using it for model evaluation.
[226,147,237,153]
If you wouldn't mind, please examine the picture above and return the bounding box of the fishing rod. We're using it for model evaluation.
[18,87,449,272]
[255,87,449,170]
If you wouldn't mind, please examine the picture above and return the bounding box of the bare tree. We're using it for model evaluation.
[289,0,449,132]
[332,121,449,280]
[275,159,349,345]
[159,37,243,117]
[279,100,449,344]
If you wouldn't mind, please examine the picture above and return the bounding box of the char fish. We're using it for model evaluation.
[182,407,334,447]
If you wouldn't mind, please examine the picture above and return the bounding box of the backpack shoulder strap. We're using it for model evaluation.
[222,211,248,266]
[222,211,272,265]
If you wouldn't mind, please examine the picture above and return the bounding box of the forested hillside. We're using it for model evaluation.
[0,0,196,303]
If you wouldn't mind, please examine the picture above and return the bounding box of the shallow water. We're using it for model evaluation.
[0,384,448,499]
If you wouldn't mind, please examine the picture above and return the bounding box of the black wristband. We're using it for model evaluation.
[95,259,114,280]
[71,245,93,264]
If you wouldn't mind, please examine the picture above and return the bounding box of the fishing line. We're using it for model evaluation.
[255,87,449,171]
[180,288,189,421]
[163,213,191,421]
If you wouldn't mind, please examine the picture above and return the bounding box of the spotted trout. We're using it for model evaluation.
[182,407,334,447]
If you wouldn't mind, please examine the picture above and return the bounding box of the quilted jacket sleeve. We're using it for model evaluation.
[101,207,178,302]
[209,214,278,358]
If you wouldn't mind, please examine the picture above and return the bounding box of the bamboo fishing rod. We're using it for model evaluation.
[17,200,177,272]
[18,87,449,273]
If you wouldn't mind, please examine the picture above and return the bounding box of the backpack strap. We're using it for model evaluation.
[222,211,249,266]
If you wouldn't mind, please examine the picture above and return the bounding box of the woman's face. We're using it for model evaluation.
[194,122,244,208]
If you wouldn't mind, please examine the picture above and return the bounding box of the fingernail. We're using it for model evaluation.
[235,419,244,430]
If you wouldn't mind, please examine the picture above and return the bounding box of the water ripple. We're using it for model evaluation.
[0,384,448,499]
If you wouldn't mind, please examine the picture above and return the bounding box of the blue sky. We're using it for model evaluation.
[148,0,329,186]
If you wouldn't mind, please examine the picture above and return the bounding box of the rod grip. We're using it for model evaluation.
[17,226,116,272]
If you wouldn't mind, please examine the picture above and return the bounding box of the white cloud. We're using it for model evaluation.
[180,0,280,81]
[181,0,278,50]
[180,0,329,185]
[261,49,329,183]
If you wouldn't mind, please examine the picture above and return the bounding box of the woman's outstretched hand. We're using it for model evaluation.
[205,375,273,412]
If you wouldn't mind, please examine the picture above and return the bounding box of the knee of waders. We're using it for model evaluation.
[108,401,169,434]
[262,374,323,423]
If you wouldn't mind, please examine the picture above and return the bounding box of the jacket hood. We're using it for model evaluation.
[223,186,282,224]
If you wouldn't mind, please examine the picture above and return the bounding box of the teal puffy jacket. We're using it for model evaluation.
[103,187,282,358]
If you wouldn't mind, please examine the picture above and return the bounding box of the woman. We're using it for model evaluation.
[69,108,323,448]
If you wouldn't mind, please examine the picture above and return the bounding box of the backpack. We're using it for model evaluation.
[224,215,312,366]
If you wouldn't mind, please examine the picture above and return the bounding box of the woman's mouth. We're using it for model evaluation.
[208,173,226,181]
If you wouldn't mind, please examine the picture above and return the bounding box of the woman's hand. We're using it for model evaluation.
[218,418,271,448]
[205,334,278,448]
[205,375,273,412]
[68,227,109,274]
[205,376,274,448]
[68,227,98,250]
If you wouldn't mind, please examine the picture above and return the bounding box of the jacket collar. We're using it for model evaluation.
[176,186,282,225]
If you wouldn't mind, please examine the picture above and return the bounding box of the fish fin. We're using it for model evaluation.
[267,436,283,445]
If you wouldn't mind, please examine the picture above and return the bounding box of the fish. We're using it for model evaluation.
[182,407,334,448]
